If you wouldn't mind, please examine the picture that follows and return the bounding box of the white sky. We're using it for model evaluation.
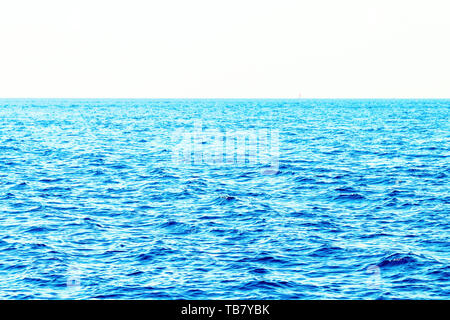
[0,0,449,98]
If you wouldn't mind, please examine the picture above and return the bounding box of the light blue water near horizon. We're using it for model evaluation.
[0,99,449,299]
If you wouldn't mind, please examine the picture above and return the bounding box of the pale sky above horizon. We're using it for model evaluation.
[0,0,449,98]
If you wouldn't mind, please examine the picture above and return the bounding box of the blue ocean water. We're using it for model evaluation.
[0,99,448,299]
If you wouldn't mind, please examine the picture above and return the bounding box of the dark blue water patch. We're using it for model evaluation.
[377,253,419,268]
[25,226,55,233]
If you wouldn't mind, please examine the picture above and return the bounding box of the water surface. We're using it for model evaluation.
[0,99,448,299]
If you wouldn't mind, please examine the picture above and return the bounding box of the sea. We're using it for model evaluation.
[0,98,448,299]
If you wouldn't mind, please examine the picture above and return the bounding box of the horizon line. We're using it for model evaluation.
[1,97,450,100]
